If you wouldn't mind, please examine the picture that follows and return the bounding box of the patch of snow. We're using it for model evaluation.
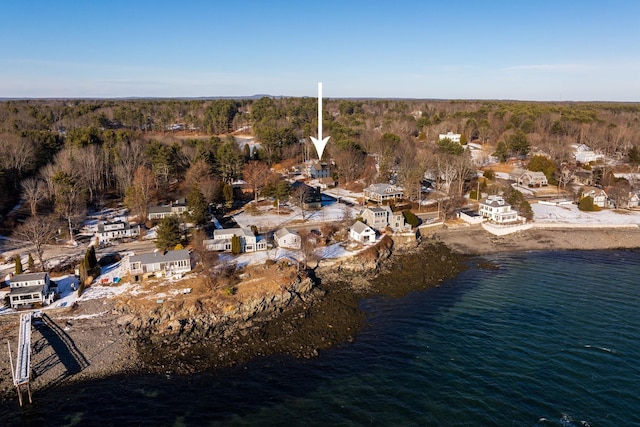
[532,203,640,225]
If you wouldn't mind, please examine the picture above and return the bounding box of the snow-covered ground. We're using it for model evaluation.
[532,203,640,225]
[233,198,357,231]
[219,241,361,269]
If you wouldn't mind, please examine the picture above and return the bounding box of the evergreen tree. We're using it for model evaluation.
[187,185,208,225]
[156,216,181,250]
[87,245,100,278]
[231,235,242,254]
[14,255,23,274]
[27,253,35,271]
[403,210,420,228]
[223,184,234,208]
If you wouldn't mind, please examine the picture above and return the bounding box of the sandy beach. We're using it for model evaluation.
[434,224,640,255]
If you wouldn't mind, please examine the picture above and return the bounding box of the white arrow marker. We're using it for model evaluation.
[310,82,330,160]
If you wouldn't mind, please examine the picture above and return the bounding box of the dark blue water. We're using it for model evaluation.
[2,250,639,426]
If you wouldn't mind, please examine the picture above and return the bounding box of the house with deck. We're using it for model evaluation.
[363,183,404,204]
[127,249,192,278]
[479,195,518,223]
[8,272,53,309]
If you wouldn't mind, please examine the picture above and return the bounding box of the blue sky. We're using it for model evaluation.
[2,0,639,101]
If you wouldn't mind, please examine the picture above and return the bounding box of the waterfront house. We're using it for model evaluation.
[127,249,192,279]
[8,272,53,309]
[274,227,301,250]
[363,183,404,204]
[360,206,406,231]
[349,221,376,244]
[478,195,518,223]
[203,227,267,253]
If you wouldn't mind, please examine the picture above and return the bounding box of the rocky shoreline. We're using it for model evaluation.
[2,226,640,404]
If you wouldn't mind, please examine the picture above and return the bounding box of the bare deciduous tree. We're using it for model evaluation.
[113,139,146,196]
[0,134,36,178]
[21,177,46,216]
[124,165,156,221]
[242,161,271,202]
[14,215,57,271]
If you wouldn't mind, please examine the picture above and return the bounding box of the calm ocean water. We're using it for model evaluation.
[2,250,639,426]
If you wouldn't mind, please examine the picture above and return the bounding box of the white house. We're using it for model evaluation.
[438,131,462,144]
[274,227,301,249]
[96,221,141,244]
[363,183,404,203]
[305,161,331,179]
[479,195,519,223]
[148,199,189,220]
[360,206,406,231]
[204,227,267,252]
[127,249,192,278]
[582,188,609,208]
[574,144,604,163]
[8,272,53,309]
[349,221,376,244]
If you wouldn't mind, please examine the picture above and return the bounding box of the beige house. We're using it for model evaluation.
[360,206,406,231]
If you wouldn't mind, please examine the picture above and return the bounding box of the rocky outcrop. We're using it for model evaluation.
[325,235,396,275]
[115,275,319,347]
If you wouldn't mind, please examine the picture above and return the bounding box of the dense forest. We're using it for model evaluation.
[2,97,640,238]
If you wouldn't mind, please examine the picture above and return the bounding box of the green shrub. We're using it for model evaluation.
[403,210,420,228]
[469,190,481,201]
[578,196,601,211]
[483,169,495,180]
[222,285,236,296]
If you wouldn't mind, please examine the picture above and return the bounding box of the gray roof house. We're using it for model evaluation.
[127,249,192,278]
[274,227,301,249]
[363,183,403,203]
[96,221,141,244]
[203,227,267,253]
[478,195,518,223]
[349,220,376,244]
[148,199,189,220]
[8,272,52,309]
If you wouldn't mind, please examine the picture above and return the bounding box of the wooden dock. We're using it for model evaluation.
[7,312,33,406]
